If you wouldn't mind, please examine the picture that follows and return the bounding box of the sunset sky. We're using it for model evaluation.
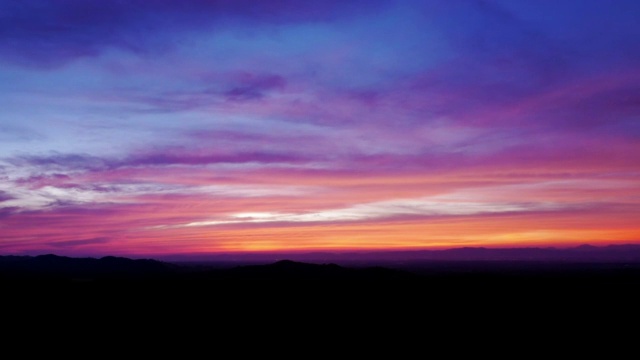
[1,0,639,258]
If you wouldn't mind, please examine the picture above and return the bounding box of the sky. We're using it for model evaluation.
[1,0,640,258]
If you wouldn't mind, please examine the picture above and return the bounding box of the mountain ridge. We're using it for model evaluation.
[2,244,640,282]
[158,243,640,263]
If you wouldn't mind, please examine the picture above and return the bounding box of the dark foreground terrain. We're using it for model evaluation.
[3,253,640,290]
[3,254,640,325]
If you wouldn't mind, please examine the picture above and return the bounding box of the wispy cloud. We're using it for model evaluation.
[0,191,14,202]
[0,0,387,68]
[51,237,110,248]
[157,196,563,229]
[1,0,639,255]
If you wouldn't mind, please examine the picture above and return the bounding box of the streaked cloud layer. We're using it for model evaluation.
[1,0,639,257]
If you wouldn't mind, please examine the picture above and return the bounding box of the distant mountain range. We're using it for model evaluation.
[0,254,174,280]
[2,244,640,286]
[371,243,640,262]
[0,254,411,283]
[162,243,640,264]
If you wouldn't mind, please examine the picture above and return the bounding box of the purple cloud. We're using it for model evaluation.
[126,150,310,167]
[2,0,640,256]
[14,173,72,189]
[223,73,286,102]
[0,207,19,220]
[5,146,316,176]
[0,191,14,202]
[9,153,112,171]
[51,237,110,248]
[0,0,388,67]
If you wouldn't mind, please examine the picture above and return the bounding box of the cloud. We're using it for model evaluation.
[8,153,112,171]
[158,196,563,229]
[223,73,286,102]
[0,125,44,142]
[0,207,18,219]
[5,146,315,175]
[14,173,73,189]
[2,1,640,255]
[100,72,290,113]
[3,171,317,212]
[126,149,309,167]
[0,191,14,202]
[0,0,388,68]
[51,237,110,248]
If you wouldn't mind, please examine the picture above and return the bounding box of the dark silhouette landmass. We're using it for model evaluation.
[0,254,175,282]
[3,251,640,322]
[2,245,640,290]
[0,255,412,283]
[4,252,635,329]
[163,243,640,264]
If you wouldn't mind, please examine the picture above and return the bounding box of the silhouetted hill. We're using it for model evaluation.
[431,244,640,262]
[3,245,640,289]
[355,244,640,263]
[3,253,639,324]
[0,255,415,284]
[160,244,640,264]
[0,254,173,281]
